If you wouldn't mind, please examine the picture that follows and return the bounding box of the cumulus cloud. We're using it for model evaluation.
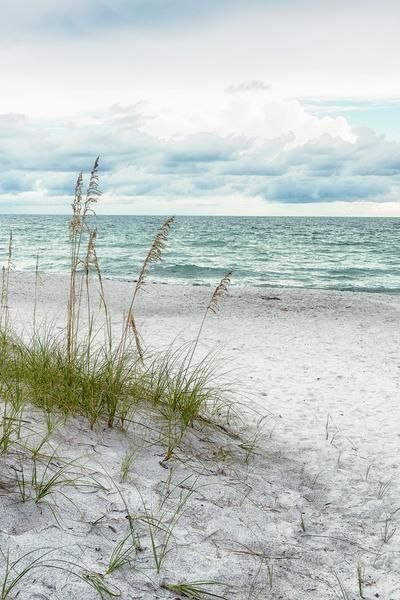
[0,99,399,214]
[141,92,354,145]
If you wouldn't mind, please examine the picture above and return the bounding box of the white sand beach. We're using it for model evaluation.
[1,1,400,598]
[1,274,400,599]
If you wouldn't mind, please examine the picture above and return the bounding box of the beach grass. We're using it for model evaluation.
[0,159,238,598]
[0,158,233,458]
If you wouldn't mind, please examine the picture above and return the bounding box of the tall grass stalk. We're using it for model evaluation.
[32,252,40,335]
[186,272,232,373]
[0,233,13,332]
[66,158,100,362]
[118,216,174,362]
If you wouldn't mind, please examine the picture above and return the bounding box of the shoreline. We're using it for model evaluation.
[8,268,400,295]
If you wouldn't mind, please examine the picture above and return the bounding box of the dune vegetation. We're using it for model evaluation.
[0,159,260,599]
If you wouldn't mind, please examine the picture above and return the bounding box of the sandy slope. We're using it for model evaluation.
[1,274,400,599]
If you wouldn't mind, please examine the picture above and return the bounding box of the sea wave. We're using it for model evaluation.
[1,215,399,293]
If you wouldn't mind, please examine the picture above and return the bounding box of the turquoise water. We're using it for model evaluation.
[0,215,399,292]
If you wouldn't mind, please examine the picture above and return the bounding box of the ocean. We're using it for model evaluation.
[0,215,399,292]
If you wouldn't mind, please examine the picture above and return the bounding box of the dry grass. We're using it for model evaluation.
[119,215,175,362]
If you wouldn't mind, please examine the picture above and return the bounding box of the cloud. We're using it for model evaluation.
[0,98,399,214]
[0,1,398,216]
[226,81,272,94]
[259,176,389,203]
[142,93,354,144]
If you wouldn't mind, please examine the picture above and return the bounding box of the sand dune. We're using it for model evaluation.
[1,274,399,599]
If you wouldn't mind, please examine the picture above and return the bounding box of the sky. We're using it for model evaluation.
[0,0,400,216]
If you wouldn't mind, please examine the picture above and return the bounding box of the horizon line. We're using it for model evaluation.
[0,213,400,219]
